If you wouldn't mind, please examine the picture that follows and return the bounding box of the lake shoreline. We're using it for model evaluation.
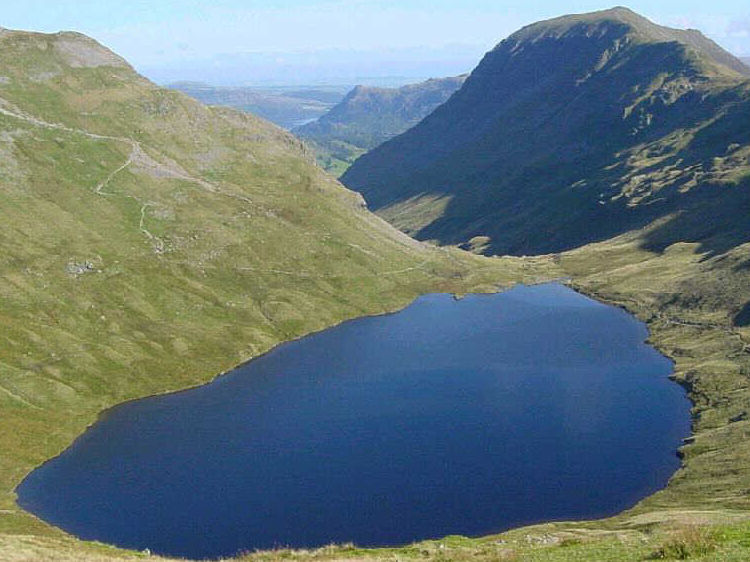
[16,281,690,559]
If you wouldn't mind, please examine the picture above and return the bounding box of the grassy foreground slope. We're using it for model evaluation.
[0,26,555,555]
[294,76,465,175]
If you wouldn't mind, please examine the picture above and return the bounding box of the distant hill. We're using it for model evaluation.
[742,56,750,68]
[342,7,750,256]
[295,76,465,175]
[169,82,349,129]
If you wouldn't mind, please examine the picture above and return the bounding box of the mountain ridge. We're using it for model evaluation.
[507,7,749,77]
[295,75,465,175]
[342,7,750,256]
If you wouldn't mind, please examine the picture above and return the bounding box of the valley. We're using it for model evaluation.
[1,6,750,562]
[169,82,350,130]
[295,76,466,175]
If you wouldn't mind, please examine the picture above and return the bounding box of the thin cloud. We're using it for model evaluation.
[727,17,750,37]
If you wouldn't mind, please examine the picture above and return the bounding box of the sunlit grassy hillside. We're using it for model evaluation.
[0,25,551,552]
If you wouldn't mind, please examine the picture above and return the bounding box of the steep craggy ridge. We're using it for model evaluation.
[342,7,750,256]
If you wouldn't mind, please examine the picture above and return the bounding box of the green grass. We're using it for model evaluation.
[232,520,750,561]
[304,138,366,177]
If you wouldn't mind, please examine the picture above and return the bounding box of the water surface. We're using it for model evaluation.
[17,283,690,559]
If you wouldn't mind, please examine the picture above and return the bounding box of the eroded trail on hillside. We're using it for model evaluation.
[0,96,446,279]
[0,97,246,255]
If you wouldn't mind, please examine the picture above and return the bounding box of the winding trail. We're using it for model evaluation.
[0,98,228,249]
[0,102,130,143]
[0,99,220,195]
[235,259,431,279]
[0,97,442,280]
[0,382,42,410]
[95,143,139,195]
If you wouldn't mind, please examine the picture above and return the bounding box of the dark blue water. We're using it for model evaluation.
[17,283,690,560]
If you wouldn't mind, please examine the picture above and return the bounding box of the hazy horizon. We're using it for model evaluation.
[3,1,749,86]
[147,44,484,87]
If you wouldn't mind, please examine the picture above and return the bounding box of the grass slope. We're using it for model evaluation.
[295,77,465,176]
[0,26,554,553]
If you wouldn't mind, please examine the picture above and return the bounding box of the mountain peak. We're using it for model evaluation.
[342,8,750,255]
[0,27,131,70]
[503,7,749,77]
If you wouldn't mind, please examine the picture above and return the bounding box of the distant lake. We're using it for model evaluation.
[17,283,690,560]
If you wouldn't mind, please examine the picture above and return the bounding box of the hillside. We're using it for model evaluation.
[169,82,348,129]
[0,26,545,556]
[295,76,465,175]
[342,7,750,256]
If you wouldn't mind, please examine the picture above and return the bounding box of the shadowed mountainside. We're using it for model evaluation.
[295,76,465,175]
[342,7,750,257]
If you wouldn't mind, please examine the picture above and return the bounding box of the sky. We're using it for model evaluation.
[3,1,750,85]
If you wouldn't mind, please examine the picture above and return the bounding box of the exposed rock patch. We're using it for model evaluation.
[53,33,130,69]
[65,259,100,277]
